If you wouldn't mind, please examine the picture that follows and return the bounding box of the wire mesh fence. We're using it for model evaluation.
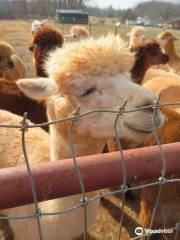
[0,100,180,240]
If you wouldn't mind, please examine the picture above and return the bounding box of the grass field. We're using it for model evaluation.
[0,19,180,78]
[0,20,180,240]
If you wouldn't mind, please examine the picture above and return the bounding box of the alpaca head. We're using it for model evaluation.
[18,35,164,142]
[157,30,178,48]
[29,26,64,76]
[0,41,14,70]
[65,25,89,42]
[134,39,169,65]
[131,39,169,83]
[128,26,146,50]
[31,19,48,34]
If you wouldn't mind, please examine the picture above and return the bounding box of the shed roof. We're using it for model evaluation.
[56,9,88,14]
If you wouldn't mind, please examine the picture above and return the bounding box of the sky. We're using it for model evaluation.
[89,0,178,9]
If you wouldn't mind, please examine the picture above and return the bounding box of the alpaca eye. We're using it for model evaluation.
[79,87,96,97]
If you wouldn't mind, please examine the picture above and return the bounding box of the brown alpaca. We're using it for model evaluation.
[0,41,25,80]
[29,25,64,77]
[0,78,47,131]
[157,30,180,74]
[130,39,169,84]
[1,35,164,240]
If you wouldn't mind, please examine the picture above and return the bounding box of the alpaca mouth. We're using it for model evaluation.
[124,121,154,134]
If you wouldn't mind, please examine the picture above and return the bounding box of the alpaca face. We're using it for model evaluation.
[157,31,178,48]
[65,73,164,140]
[65,26,89,43]
[0,43,14,70]
[0,54,14,70]
[129,27,146,49]
[17,75,164,141]
[137,42,169,66]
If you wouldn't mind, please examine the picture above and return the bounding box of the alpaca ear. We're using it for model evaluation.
[17,78,58,101]
[41,19,48,25]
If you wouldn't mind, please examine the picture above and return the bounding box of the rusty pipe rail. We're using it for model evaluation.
[0,142,180,210]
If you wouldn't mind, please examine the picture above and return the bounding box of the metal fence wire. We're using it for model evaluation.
[0,100,180,240]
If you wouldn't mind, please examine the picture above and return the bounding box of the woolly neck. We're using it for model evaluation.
[130,55,149,84]
[164,40,179,67]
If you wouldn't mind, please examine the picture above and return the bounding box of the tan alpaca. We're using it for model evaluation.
[142,67,179,84]
[0,41,25,81]
[128,26,146,50]
[107,76,180,240]
[143,77,180,113]
[157,30,180,74]
[1,35,164,240]
[141,78,180,240]
[64,25,89,42]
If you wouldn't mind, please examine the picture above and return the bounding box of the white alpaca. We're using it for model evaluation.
[31,19,48,34]
[0,35,164,240]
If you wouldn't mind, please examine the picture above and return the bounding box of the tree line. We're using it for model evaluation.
[0,0,88,19]
[0,0,180,23]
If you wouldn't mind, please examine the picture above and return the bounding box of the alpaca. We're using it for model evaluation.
[64,25,89,42]
[31,19,48,34]
[128,26,171,83]
[142,67,178,84]
[0,35,164,240]
[157,30,180,74]
[29,25,64,77]
[0,78,47,131]
[136,79,180,239]
[143,76,180,113]
[107,76,180,240]
[106,108,180,240]
[130,39,169,84]
[128,26,146,51]
[0,41,25,81]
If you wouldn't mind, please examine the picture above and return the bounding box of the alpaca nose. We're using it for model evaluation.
[8,60,14,69]
[135,97,164,128]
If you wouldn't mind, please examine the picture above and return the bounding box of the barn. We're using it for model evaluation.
[171,19,180,29]
[56,9,89,24]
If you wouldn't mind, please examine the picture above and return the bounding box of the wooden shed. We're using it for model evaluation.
[56,9,88,24]
[171,19,180,29]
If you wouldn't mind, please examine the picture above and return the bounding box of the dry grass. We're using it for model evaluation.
[0,20,180,240]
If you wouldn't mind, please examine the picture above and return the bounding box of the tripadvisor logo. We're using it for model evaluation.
[135,227,144,236]
[135,227,174,236]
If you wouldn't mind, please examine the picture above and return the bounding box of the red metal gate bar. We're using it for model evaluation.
[0,142,180,210]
